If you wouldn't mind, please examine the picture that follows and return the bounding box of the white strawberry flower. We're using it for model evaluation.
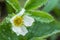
[10,8,35,36]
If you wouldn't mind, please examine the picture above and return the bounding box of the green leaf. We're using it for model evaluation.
[27,11,54,23]
[6,3,15,14]
[26,21,60,39]
[42,0,58,12]
[24,0,47,10]
[6,0,21,12]
[50,35,57,40]
[30,37,46,40]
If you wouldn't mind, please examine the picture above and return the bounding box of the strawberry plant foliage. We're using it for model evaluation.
[24,0,48,10]
[42,0,58,12]
[0,0,60,40]
[6,0,21,12]
[30,37,46,40]
[27,11,54,23]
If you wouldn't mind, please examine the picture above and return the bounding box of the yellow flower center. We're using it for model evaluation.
[13,16,23,26]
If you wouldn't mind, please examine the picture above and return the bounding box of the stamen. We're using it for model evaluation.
[13,16,23,26]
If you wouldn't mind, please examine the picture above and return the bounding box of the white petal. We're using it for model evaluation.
[12,26,28,36]
[10,15,17,26]
[10,16,16,24]
[17,8,25,16]
[23,15,35,26]
[20,26,28,36]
